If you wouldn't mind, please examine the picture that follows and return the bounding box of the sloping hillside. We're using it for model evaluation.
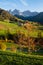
[28,12,43,24]
[0,8,23,23]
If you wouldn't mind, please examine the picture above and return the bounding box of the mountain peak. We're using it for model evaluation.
[12,9,20,15]
[9,9,38,16]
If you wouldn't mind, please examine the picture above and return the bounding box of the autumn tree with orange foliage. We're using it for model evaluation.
[27,37,36,53]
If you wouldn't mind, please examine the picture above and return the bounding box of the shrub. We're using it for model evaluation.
[0,43,7,51]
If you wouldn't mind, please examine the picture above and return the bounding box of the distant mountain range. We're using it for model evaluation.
[0,8,43,24]
[9,9,38,17]
[9,9,43,24]
[15,12,43,24]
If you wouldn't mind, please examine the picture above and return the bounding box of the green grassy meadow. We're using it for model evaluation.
[0,21,43,65]
[0,51,43,65]
[0,21,43,37]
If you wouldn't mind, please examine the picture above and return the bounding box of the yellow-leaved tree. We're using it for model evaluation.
[0,43,7,51]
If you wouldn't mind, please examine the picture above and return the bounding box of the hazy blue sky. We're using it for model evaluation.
[0,0,43,12]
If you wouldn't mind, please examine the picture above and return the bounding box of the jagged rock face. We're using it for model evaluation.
[9,9,38,16]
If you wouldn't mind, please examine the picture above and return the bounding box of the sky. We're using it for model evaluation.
[0,0,43,12]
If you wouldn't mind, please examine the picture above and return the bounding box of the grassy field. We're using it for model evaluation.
[0,51,43,65]
[0,21,28,36]
[0,21,43,65]
[0,21,43,37]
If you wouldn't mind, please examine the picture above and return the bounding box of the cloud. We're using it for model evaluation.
[20,0,28,6]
